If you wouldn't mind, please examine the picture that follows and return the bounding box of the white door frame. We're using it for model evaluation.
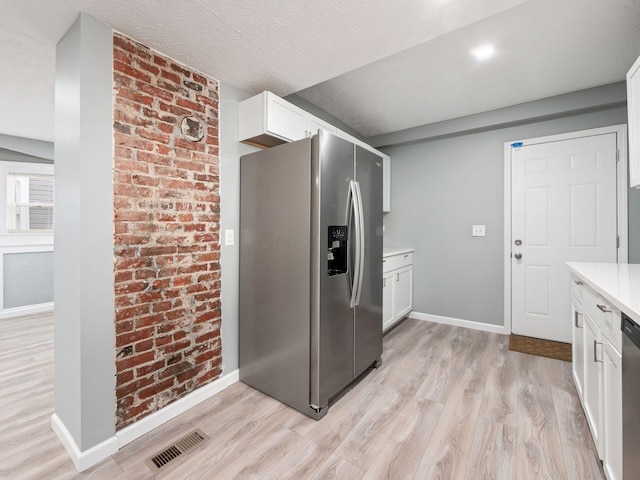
[503,124,628,335]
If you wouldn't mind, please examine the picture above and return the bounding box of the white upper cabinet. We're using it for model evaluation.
[306,115,337,137]
[239,91,391,212]
[628,54,640,187]
[239,91,306,147]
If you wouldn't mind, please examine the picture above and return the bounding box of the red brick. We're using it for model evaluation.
[158,101,191,117]
[114,109,153,128]
[116,319,134,334]
[116,350,155,371]
[176,97,205,113]
[117,370,134,386]
[196,366,222,385]
[114,60,151,83]
[170,62,191,77]
[116,376,155,400]
[192,73,209,85]
[142,107,176,124]
[114,183,153,198]
[115,270,133,283]
[134,338,154,353]
[139,377,174,400]
[116,326,153,346]
[136,151,172,166]
[196,94,217,109]
[136,359,165,377]
[134,313,163,329]
[136,59,160,75]
[114,132,154,151]
[114,158,149,174]
[174,159,206,173]
[153,55,168,67]
[115,281,147,296]
[160,69,181,84]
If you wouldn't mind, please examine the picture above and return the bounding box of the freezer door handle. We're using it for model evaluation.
[349,180,364,308]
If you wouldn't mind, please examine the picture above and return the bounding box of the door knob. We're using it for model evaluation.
[514,253,522,260]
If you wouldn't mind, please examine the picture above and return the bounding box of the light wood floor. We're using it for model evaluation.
[1,314,604,479]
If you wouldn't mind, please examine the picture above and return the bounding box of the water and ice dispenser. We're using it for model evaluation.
[327,226,347,276]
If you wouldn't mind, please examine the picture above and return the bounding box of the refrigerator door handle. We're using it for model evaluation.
[349,180,362,308]
[354,181,365,306]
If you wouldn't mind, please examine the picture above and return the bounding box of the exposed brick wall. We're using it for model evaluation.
[112,32,221,429]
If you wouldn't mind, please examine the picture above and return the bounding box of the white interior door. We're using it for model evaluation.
[511,132,618,343]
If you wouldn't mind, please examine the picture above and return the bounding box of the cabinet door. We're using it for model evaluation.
[265,93,306,142]
[583,312,603,458]
[393,265,413,320]
[382,271,395,331]
[306,115,337,137]
[571,299,585,400]
[628,54,640,187]
[602,340,622,480]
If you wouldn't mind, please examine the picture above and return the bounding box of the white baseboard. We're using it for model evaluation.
[117,368,239,448]
[51,413,118,472]
[0,302,54,319]
[52,369,239,471]
[409,311,508,334]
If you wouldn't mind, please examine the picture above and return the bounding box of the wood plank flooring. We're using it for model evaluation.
[1,314,605,479]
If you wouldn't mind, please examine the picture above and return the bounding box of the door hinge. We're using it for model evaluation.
[617,235,620,248]
[616,150,620,162]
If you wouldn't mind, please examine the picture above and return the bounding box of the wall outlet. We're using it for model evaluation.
[224,229,235,246]
[472,225,486,237]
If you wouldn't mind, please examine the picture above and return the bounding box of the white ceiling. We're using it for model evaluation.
[0,0,639,142]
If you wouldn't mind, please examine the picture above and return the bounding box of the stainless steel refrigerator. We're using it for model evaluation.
[239,130,383,419]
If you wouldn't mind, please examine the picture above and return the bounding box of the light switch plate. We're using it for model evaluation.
[224,229,235,246]
[472,225,486,237]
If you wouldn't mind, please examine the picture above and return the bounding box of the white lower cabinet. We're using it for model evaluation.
[383,251,413,332]
[571,274,622,478]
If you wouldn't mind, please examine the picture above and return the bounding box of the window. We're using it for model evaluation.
[6,173,54,233]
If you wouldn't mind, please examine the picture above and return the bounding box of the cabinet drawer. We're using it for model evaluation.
[598,299,622,352]
[383,252,413,273]
[573,277,600,326]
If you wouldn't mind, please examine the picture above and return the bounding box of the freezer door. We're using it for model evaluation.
[239,139,313,416]
[354,146,384,377]
[311,132,356,409]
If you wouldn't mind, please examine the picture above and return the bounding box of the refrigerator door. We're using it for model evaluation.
[354,146,384,377]
[310,132,356,410]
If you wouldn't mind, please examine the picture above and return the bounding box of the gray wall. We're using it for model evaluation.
[381,104,630,327]
[219,83,259,373]
[54,13,115,451]
[3,251,53,308]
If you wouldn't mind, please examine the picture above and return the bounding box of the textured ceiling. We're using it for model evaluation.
[298,0,640,137]
[0,0,638,142]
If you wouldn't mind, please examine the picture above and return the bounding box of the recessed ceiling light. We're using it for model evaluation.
[471,44,496,61]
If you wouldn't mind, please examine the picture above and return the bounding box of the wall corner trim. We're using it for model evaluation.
[409,311,508,335]
[51,414,119,472]
[52,369,239,472]
[116,369,239,448]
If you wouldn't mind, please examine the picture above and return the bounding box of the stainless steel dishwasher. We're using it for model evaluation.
[622,312,640,479]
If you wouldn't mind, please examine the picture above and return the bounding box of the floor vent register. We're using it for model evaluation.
[145,429,210,473]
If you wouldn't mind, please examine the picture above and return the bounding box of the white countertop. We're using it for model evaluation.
[383,247,414,257]
[566,262,640,324]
